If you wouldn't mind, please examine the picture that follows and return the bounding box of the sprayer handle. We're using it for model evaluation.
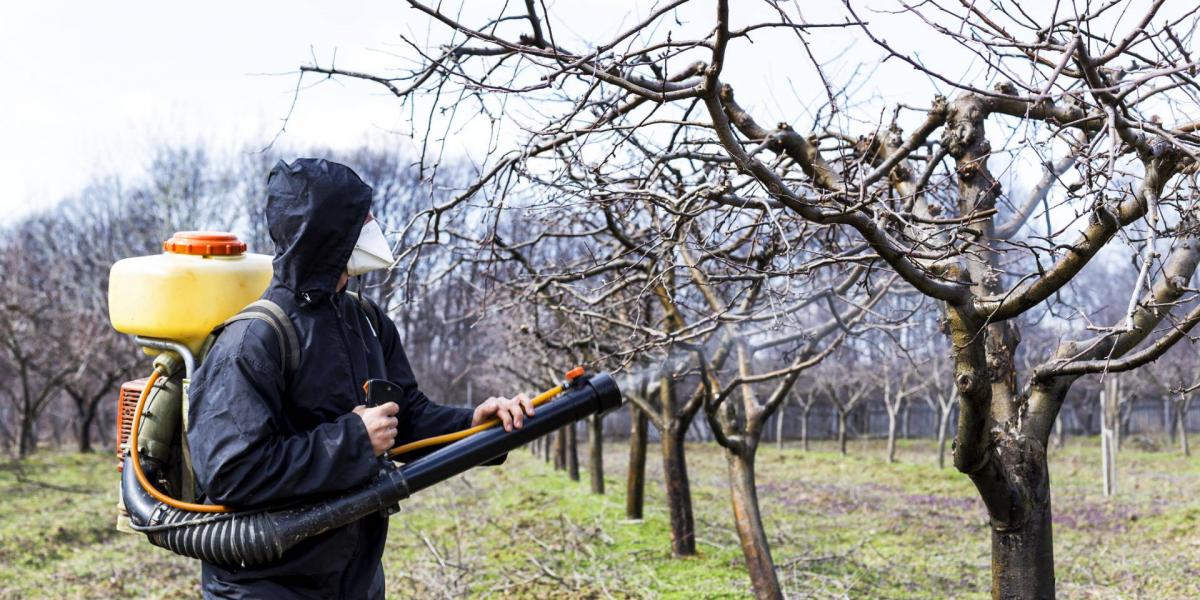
[363,379,404,410]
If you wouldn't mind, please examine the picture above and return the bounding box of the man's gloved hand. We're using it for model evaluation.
[472,394,535,432]
[353,402,400,456]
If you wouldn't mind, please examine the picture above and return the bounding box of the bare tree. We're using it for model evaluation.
[302,2,1200,596]
[880,355,925,463]
[1141,343,1199,456]
[821,362,873,457]
[923,353,959,469]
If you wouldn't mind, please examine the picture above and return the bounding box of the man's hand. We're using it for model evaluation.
[353,402,399,456]
[472,394,534,432]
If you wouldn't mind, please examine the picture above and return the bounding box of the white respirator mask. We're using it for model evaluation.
[346,217,395,276]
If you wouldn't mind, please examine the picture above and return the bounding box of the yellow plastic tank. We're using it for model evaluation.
[108,232,273,353]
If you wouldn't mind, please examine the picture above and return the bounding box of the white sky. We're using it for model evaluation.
[0,0,1170,222]
[0,0,424,219]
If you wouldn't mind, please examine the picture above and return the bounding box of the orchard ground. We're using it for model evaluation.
[1,437,1197,599]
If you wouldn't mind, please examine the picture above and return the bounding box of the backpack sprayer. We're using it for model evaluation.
[108,232,621,566]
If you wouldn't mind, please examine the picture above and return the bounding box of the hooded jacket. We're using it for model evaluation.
[187,158,473,599]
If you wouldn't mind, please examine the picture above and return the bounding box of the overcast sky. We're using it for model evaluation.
[0,1,424,220]
[0,1,1165,223]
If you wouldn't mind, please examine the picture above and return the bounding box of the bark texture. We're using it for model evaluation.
[589,414,604,494]
[662,425,696,556]
[726,448,782,600]
[626,408,648,519]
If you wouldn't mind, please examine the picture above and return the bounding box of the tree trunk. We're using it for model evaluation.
[973,442,1056,600]
[837,410,847,455]
[1179,406,1190,457]
[937,404,951,469]
[774,403,785,451]
[554,427,565,470]
[1053,413,1064,449]
[801,405,810,452]
[1166,399,1176,444]
[543,427,552,462]
[901,402,910,439]
[662,426,696,556]
[1100,385,1117,497]
[1101,428,1116,496]
[626,408,648,520]
[18,412,36,458]
[566,423,580,481]
[588,414,604,494]
[78,401,97,453]
[726,448,782,600]
[886,407,898,463]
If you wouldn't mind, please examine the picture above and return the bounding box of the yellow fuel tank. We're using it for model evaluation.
[108,232,273,353]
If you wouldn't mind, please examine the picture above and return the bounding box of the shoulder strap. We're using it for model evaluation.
[219,300,301,374]
[345,291,381,339]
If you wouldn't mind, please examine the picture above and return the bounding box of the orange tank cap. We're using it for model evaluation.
[163,231,248,256]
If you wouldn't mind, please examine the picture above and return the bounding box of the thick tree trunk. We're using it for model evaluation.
[626,408,648,519]
[837,410,847,455]
[901,402,910,439]
[662,426,696,556]
[588,414,604,494]
[726,449,782,600]
[566,423,580,481]
[990,502,1055,599]
[971,437,1056,599]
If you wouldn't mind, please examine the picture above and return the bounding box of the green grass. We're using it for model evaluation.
[2,437,1198,598]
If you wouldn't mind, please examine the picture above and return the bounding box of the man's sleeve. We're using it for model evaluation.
[187,322,378,507]
[372,303,474,444]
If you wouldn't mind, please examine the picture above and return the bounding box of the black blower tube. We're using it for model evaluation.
[122,372,621,567]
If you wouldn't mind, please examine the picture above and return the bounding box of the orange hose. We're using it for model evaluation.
[129,369,232,513]
[387,384,564,459]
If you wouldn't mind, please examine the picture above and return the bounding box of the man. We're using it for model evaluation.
[187,158,532,599]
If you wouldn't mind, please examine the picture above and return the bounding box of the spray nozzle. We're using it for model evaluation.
[564,366,586,388]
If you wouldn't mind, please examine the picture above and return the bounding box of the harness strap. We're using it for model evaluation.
[220,300,300,374]
[216,294,381,376]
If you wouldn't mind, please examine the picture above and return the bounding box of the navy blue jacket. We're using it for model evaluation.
[187,158,472,599]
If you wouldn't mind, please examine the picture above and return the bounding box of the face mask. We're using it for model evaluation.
[346,218,394,276]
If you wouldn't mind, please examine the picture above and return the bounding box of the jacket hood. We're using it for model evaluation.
[265,158,372,297]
